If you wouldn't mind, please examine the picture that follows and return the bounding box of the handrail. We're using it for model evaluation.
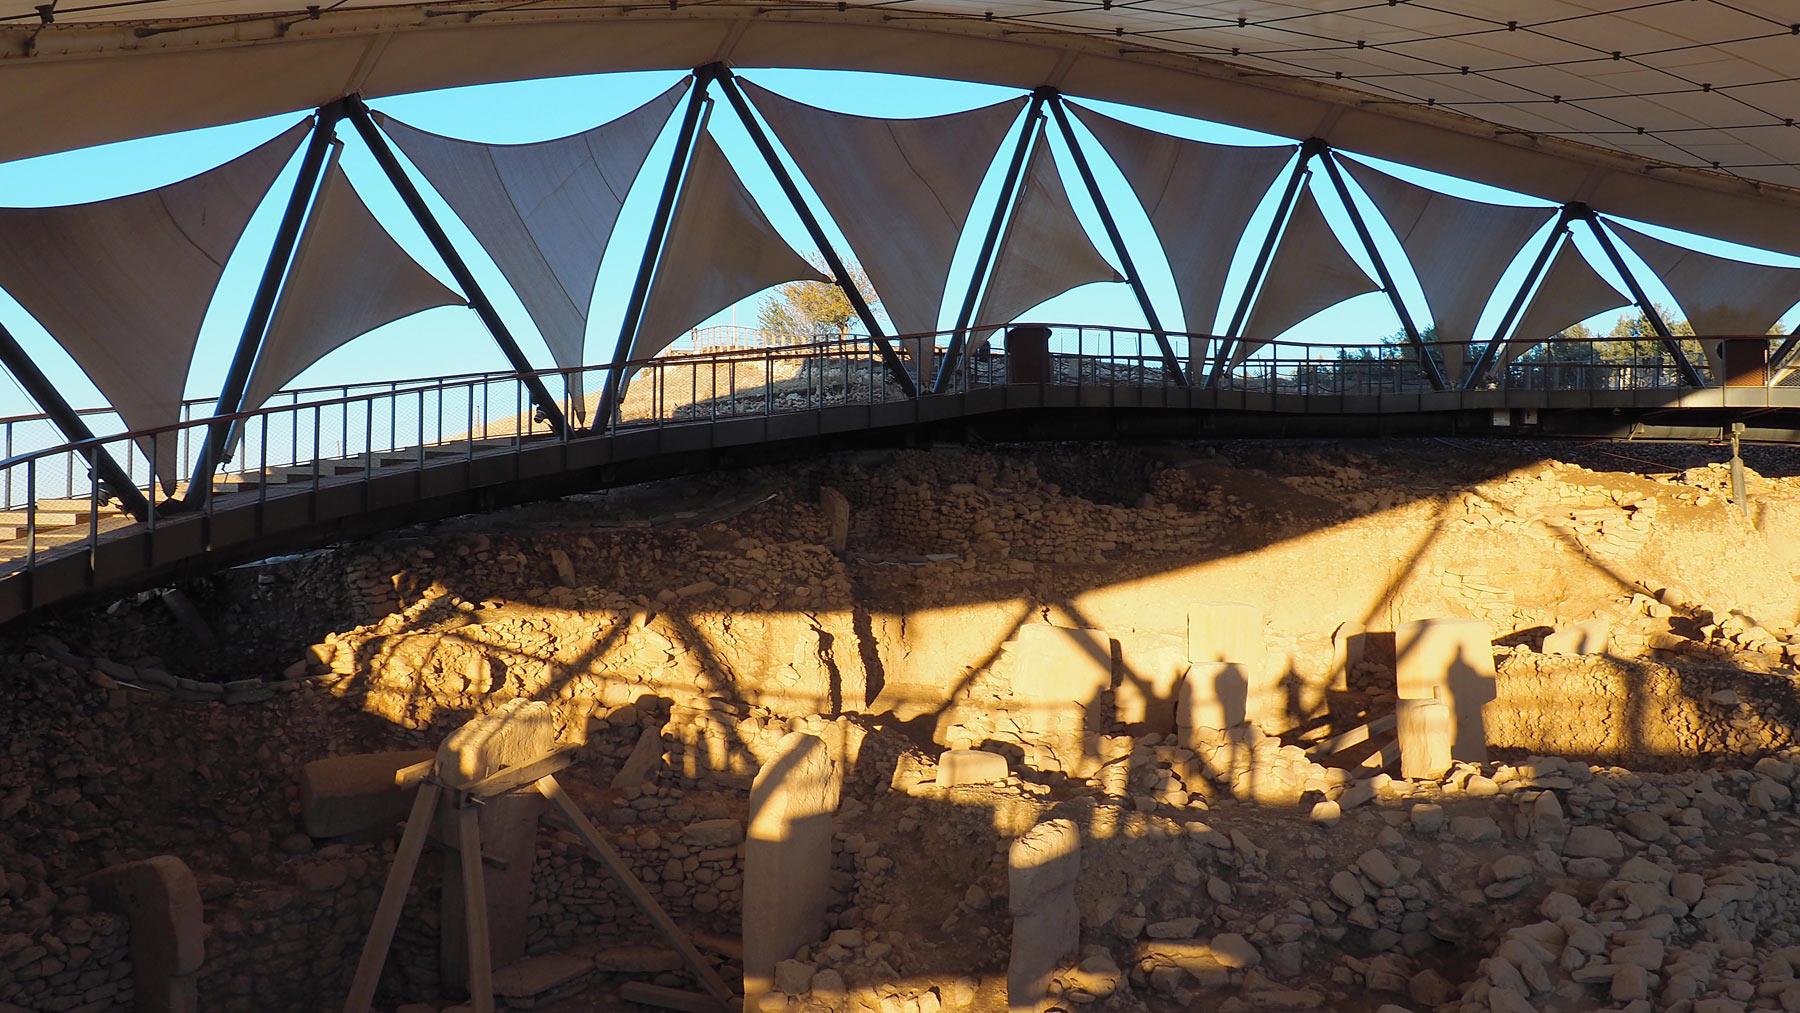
[0,323,1775,496]
[0,323,1785,608]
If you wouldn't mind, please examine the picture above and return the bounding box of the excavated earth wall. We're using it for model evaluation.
[5,439,1800,1012]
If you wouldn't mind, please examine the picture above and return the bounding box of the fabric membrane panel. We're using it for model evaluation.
[973,142,1121,349]
[741,80,1025,340]
[378,79,686,417]
[1338,156,1555,383]
[241,165,464,416]
[1606,219,1800,377]
[1072,102,1296,335]
[0,120,309,490]
[631,133,826,369]
[8,12,1800,263]
[1499,241,1627,367]
[1235,187,1378,366]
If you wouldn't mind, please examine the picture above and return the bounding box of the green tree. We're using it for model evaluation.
[757,253,880,343]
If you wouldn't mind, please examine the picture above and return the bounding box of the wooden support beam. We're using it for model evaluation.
[344,781,443,1013]
[457,806,495,1013]
[537,775,736,1006]
[1305,713,1398,758]
[464,749,575,798]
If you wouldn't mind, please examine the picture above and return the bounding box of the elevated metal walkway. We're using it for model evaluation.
[2,326,1795,625]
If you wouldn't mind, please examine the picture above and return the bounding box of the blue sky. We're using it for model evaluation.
[0,66,1796,425]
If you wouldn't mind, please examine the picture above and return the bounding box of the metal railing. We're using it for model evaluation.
[0,325,1783,584]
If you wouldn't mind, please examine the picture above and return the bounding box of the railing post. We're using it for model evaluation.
[0,319,150,521]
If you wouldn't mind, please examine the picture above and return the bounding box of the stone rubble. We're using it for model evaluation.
[3,439,1800,1011]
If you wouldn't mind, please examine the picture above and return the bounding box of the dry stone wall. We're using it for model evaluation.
[8,438,1800,1011]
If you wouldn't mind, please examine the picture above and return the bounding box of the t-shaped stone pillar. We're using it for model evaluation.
[437,699,556,990]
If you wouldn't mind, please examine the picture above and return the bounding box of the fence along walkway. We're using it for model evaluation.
[0,325,1796,624]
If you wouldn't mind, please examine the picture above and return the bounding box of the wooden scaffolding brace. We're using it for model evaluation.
[342,748,737,1013]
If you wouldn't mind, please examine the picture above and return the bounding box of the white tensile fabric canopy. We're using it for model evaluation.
[1072,103,1297,337]
[1499,241,1628,367]
[8,3,1800,263]
[1338,156,1556,384]
[0,120,309,491]
[973,142,1121,349]
[631,133,827,368]
[1234,187,1379,366]
[740,80,1025,342]
[241,165,464,416]
[377,79,686,419]
[1606,219,1800,378]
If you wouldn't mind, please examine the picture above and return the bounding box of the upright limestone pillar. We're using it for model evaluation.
[1179,601,1264,746]
[1008,818,1081,1012]
[1394,618,1496,764]
[744,732,842,1011]
[84,856,205,1013]
[437,699,556,989]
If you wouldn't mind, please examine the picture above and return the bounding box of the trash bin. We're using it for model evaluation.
[1716,337,1769,387]
[1006,325,1052,384]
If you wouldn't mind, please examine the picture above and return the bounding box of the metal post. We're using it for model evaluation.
[1465,206,1576,389]
[713,70,917,397]
[0,320,150,521]
[1044,93,1186,385]
[182,101,345,510]
[1212,142,1318,386]
[344,96,570,433]
[935,90,1049,393]
[1317,146,1448,391]
[1579,206,1706,387]
[1770,332,1800,375]
[1729,421,1747,516]
[600,68,716,429]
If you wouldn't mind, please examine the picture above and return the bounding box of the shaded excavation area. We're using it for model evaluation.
[8,437,1800,1013]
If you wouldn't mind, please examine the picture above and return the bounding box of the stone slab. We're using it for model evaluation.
[493,953,591,998]
[1177,662,1251,743]
[1009,818,1081,915]
[744,732,842,1012]
[1543,619,1611,656]
[1111,630,1191,732]
[438,698,557,787]
[1396,698,1451,780]
[1013,625,1113,711]
[1187,601,1265,675]
[1008,818,1081,1013]
[1330,621,1366,692]
[1395,618,1496,764]
[298,749,434,838]
[441,791,543,990]
[84,855,204,1013]
[937,748,1010,786]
